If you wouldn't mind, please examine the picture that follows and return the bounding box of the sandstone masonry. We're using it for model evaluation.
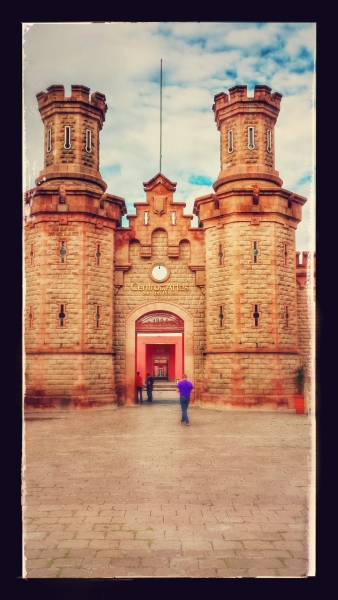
[24,83,315,411]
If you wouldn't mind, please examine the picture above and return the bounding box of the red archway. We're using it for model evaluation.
[135,311,184,382]
[125,301,194,405]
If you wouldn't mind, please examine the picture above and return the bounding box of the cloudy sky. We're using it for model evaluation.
[23,22,315,252]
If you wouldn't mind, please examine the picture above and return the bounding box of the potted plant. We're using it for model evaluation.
[294,364,305,414]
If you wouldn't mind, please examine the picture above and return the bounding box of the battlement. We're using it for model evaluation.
[296,251,316,289]
[296,251,316,270]
[36,84,107,115]
[213,84,282,114]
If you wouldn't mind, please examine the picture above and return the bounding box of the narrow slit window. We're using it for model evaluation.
[60,241,66,263]
[214,198,219,210]
[47,129,52,153]
[218,243,224,266]
[253,304,260,327]
[228,129,234,153]
[96,243,101,266]
[64,126,71,150]
[252,241,259,263]
[288,199,292,209]
[144,211,149,225]
[85,129,92,153]
[219,305,224,328]
[284,244,288,266]
[95,306,100,328]
[171,211,177,225]
[285,306,289,328]
[59,304,65,327]
[30,243,34,266]
[29,306,33,328]
[267,129,272,153]
[248,127,255,150]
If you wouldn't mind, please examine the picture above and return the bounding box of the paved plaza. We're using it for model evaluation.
[23,403,314,578]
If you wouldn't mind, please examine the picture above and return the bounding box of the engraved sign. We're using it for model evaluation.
[136,311,184,332]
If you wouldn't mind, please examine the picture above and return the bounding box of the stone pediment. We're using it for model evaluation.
[143,173,177,193]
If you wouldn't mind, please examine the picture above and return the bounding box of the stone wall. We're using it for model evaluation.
[296,253,316,414]
[202,353,298,410]
[202,216,299,408]
[204,221,297,349]
[114,228,206,403]
[24,216,116,407]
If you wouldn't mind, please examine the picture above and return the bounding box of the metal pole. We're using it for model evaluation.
[160,59,162,173]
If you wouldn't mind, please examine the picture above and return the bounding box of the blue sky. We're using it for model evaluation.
[23,22,315,252]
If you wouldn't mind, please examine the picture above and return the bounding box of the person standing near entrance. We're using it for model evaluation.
[146,373,154,402]
[176,374,194,426]
[136,372,143,404]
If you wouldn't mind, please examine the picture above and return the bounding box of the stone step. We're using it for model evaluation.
[152,390,179,400]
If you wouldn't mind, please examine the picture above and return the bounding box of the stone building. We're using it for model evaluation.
[24,83,315,411]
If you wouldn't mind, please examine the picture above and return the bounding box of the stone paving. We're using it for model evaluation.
[22,403,314,578]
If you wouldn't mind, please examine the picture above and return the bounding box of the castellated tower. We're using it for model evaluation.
[194,85,307,410]
[24,85,126,408]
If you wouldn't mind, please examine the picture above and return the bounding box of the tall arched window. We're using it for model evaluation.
[248,127,255,150]
[85,129,92,153]
[47,129,52,153]
[64,126,71,149]
[228,129,234,153]
[267,129,272,153]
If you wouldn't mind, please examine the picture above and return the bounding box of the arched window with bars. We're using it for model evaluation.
[85,129,92,153]
[64,126,71,149]
[228,129,234,153]
[248,126,255,150]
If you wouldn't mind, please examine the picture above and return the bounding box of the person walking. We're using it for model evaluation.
[135,372,143,404]
[146,372,154,402]
[176,374,194,426]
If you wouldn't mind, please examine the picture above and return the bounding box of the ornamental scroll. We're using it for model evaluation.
[136,311,184,332]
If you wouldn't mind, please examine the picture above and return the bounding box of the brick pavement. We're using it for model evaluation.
[23,404,313,578]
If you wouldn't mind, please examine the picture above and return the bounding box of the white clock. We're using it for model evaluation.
[151,264,168,281]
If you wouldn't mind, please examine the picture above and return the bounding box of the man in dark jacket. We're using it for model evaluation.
[146,373,154,402]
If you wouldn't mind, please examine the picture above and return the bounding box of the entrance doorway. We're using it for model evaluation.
[135,311,184,383]
[125,302,194,405]
[145,343,176,381]
[153,357,168,380]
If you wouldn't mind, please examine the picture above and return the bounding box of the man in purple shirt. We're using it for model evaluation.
[176,374,194,426]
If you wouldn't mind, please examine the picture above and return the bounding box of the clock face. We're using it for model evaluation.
[151,264,168,281]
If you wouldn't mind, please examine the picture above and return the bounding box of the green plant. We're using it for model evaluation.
[294,364,305,395]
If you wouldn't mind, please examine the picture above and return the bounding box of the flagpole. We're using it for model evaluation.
[160,59,162,174]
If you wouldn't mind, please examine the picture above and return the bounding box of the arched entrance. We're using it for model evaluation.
[136,311,184,383]
[125,302,194,405]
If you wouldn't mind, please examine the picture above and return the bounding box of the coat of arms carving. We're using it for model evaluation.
[153,196,166,215]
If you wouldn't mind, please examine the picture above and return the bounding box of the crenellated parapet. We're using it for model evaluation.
[213,84,282,125]
[296,251,316,289]
[36,84,107,119]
